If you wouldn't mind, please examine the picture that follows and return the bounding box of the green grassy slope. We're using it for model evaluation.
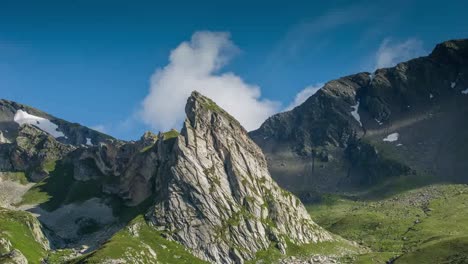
[0,171,29,185]
[0,208,48,263]
[394,236,468,263]
[74,215,208,264]
[247,237,365,264]
[18,160,103,211]
[306,184,468,263]
[78,214,364,264]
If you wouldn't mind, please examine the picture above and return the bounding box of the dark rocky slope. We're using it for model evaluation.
[250,39,468,198]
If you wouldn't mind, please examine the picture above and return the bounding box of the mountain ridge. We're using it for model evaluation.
[0,99,115,147]
[1,91,338,264]
[250,38,468,197]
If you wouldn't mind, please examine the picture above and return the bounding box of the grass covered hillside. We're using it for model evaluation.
[71,215,209,264]
[307,184,468,263]
[0,208,49,263]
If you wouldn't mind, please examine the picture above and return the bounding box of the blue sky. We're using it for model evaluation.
[1,0,467,139]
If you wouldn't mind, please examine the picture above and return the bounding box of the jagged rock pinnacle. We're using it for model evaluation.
[148,91,332,263]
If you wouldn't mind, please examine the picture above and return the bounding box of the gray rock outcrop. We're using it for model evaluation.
[148,92,332,263]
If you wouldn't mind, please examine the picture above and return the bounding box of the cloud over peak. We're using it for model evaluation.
[284,83,323,111]
[141,31,280,131]
[375,38,425,69]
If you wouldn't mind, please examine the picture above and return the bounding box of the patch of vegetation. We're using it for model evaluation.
[163,129,179,140]
[0,208,47,263]
[138,129,179,152]
[203,165,215,176]
[46,249,77,264]
[246,242,282,263]
[18,160,103,211]
[140,143,155,153]
[225,207,254,227]
[197,95,224,113]
[306,184,468,263]
[247,237,363,264]
[75,215,208,264]
[18,180,50,206]
[43,160,57,173]
[394,236,468,263]
[287,238,362,257]
[358,172,440,200]
[0,171,29,185]
[342,252,397,264]
[197,95,241,126]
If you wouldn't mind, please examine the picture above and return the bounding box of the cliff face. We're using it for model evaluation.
[1,92,331,263]
[148,92,332,263]
[250,39,468,196]
[0,98,160,205]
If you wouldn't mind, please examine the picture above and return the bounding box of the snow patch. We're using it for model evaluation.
[461,88,468,95]
[451,82,456,88]
[13,110,65,138]
[383,132,399,142]
[396,143,403,147]
[86,138,93,146]
[0,132,8,144]
[350,101,362,127]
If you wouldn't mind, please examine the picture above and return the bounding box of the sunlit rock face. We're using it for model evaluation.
[148,91,332,264]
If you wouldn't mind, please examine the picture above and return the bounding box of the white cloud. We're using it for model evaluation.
[140,31,280,131]
[375,38,425,69]
[284,83,323,111]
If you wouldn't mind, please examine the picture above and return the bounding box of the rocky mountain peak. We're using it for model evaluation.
[429,39,468,64]
[249,38,468,197]
[141,131,157,140]
[185,91,243,132]
[139,130,158,148]
[148,91,332,263]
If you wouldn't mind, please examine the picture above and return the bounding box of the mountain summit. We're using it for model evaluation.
[147,91,332,263]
